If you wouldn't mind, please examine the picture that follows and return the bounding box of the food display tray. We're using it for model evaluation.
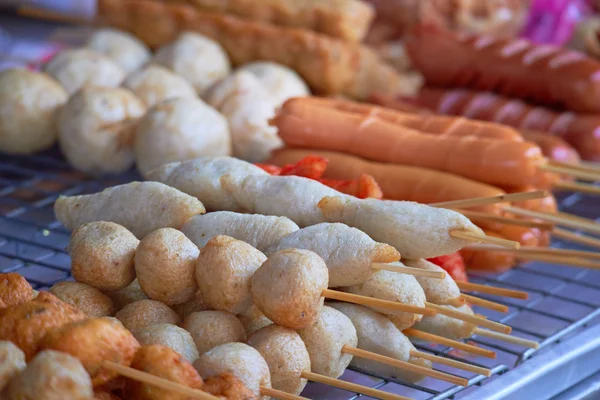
[2,149,600,400]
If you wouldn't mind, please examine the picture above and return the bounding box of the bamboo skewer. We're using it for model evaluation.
[425,302,512,334]
[430,190,548,209]
[403,328,496,359]
[102,361,220,400]
[341,346,468,387]
[464,245,600,269]
[554,181,600,195]
[466,245,600,261]
[260,387,309,400]
[456,281,529,300]
[372,262,445,279]
[447,297,466,308]
[503,207,600,236]
[474,328,540,349]
[322,289,436,316]
[460,294,509,313]
[450,230,520,249]
[552,228,600,249]
[456,210,554,230]
[539,164,600,181]
[301,372,410,400]
[549,160,600,174]
[579,160,600,172]
[409,350,492,377]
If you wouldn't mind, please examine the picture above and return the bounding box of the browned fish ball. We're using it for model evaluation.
[248,325,310,395]
[194,342,271,400]
[125,344,203,400]
[135,228,199,305]
[251,249,329,329]
[70,221,139,291]
[181,310,246,355]
[172,289,208,320]
[104,279,149,311]
[94,391,122,400]
[39,317,140,387]
[3,350,93,400]
[115,299,180,334]
[196,235,266,314]
[0,341,26,391]
[135,323,199,363]
[237,304,273,336]
[50,281,115,317]
[0,272,34,307]
[202,373,256,400]
[0,297,86,361]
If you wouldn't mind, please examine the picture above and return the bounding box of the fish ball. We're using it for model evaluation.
[86,28,151,74]
[123,65,196,107]
[238,62,310,107]
[50,281,115,317]
[0,272,34,307]
[115,300,180,335]
[181,311,246,355]
[104,279,149,311]
[135,323,199,363]
[0,341,26,391]
[172,289,208,320]
[414,304,477,340]
[237,304,273,336]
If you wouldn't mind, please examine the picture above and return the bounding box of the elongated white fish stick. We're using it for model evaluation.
[220,174,344,227]
[54,181,205,238]
[265,222,400,287]
[414,304,477,341]
[318,196,484,259]
[181,211,299,252]
[146,156,267,212]
[403,259,461,306]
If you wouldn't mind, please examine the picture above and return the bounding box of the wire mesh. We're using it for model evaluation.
[1,148,599,400]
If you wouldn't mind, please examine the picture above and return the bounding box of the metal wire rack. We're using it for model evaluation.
[2,148,600,400]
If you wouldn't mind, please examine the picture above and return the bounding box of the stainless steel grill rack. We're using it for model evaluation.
[2,148,600,400]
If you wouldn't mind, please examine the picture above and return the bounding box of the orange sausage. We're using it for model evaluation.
[520,131,581,165]
[498,225,541,247]
[503,185,559,214]
[273,98,546,187]
[460,231,517,273]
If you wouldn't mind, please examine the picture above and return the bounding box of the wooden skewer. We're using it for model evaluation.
[450,230,520,249]
[460,294,509,313]
[409,350,491,377]
[341,345,468,387]
[102,361,220,400]
[549,160,600,174]
[323,289,436,316]
[17,6,94,25]
[457,209,554,230]
[430,190,548,209]
[554,181,600,195]
[513,253,600,269]
[447,297,466,308]
[474,328,540,350]
[403,328,496,359]
[552,228,600,250]
[466,244,600,261]
[260,387,309,400]
[456,281,529,300]
[372,262,445,279]
[425,302,512,334]
[301,371,410,400]
[503,206,600,236]
[539,164,600,181]
[578,160,600,172]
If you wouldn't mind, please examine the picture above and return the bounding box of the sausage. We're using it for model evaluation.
[460,231,516,273]
[273,97,546,187]
[520,130,581,165]
[411,87,600,161]
[405,25,600,113]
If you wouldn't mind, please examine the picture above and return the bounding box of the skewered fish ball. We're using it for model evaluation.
[153,31,231,94]
[297,306,357,378]
[181,310,247,355]
[45,48,125,95]
[414,304,477,340]
[330,302,432,384]
[0,296,86,360]
[341,270,426,330]
[135,228,199,305]
[237,62,310,107]
[134,97,231,177]
[196,235,266,314]
[237,304,273,336]
[123,65,197,107]
[248,325,310,395]
[39,317,140,386]
[172,289,208,320]
[404,259,461,306]
[3,350,93,400]
[251,249,328,329]
[115,300,180,335]
[50,281,115,317]
[0,341,26,391]
[70,221,139,292]
[0,272,34,307]
[58,86,146,174]
[86,28,151,74]
[125,344,203,400]
[104,279,149,311]
[202,373,256,400]
[0,68,68,154]
[135,323,199,363]
[194,342,271,400]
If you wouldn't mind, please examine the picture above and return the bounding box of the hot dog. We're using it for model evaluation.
[273,98,548,187]
[460,232,517,273]
[409,87,600,161]
[405,24,600,113]
[520,131,581,165]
